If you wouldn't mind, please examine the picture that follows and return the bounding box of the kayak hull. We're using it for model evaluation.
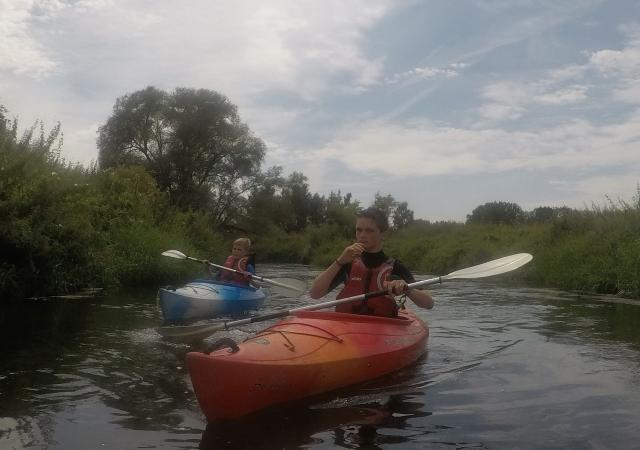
[158,279,267,322]
[186,309,428,420]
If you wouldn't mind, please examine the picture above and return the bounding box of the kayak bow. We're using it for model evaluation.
[186,309,428,420]
[158,279,268,322]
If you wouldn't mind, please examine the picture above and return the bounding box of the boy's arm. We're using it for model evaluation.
[390,261,434,309]
[309,263,347,299]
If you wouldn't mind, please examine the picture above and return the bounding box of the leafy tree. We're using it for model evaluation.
[326,191,360,238]
[97,86,170,180]
[372,192,397,219]
[527,206,575,223]
[529,206,555,223]
[244,166,287,232]
[98,86,266,224]
[245,171,321,232]
[371,192,415,230]
[308,193,326,225]
[466,201,525,225]
[393,201,414,229]
[280,172,312,231]
[0,111,92,299]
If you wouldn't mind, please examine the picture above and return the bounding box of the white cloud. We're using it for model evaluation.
[242,105,304,137]
[0,0,404,164]
[612,79,640,103]
[561,174,640,198]
[312,114,640,177]
[0,0,58,77]
[548,64,587,82]
[155,0,396,102]
[478,103,525,121]
[240,1,394,98]
[581,23,640,107]
[589,22,640,75]
[535,86,588,104]
[474,20,640,121]
[3,0,397,97]
[589,48,640,76]
[478,81,588,121]
[451,0,603,65]
[552,173,640,210]
[62,122,100,163]
[384,64,463,85]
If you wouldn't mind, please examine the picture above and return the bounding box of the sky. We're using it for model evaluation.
[1,0,640,222]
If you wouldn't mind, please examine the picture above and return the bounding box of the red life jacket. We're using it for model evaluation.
[335,257,398,317]
[219,255,250,284]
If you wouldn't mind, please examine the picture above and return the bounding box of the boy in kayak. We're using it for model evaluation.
[309,207,433,316]
[207,238,256,285]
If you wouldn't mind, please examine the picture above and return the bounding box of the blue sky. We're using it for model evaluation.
[1,0,639,221]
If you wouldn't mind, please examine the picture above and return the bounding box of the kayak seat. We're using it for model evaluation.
[193,279,260,291]
[205,338,239,354]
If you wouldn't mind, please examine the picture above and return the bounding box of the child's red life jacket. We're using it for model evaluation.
[219,255,251,284]
[335,257,398,317]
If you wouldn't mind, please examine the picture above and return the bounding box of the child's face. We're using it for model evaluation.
[231,244,249,258]
[355,217,384,252]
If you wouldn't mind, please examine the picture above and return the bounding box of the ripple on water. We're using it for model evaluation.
[4,268,640,449]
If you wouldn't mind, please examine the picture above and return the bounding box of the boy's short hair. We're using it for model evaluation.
[357,207,389,232]
[233,237,252,250]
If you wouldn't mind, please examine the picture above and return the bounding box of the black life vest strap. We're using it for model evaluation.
[353,269,375,314]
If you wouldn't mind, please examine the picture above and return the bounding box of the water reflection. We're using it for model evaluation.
[200,394,430,450]
[3,268,640,449]
[539,294,640,349]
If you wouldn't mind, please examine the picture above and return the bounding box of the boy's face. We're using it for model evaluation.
[355,217,384,252]
[231,244,248,258]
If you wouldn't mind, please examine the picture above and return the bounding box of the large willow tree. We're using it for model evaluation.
[98,86,266,225]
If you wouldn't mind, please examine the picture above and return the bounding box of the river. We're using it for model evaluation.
[2,264,640,449]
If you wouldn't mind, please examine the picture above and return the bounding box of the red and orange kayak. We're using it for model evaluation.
[186,309,428,421]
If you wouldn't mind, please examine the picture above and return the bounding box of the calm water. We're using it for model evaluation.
[2,265,640,449]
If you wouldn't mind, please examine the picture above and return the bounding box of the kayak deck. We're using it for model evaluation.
[158,279,267,322]
[186,310,428,420]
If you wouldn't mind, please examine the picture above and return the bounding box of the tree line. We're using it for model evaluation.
[2,87,640,301]
[96,86,423,234]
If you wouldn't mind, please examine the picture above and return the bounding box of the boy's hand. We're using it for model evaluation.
[336,243,365,265]
[383,279,408,296]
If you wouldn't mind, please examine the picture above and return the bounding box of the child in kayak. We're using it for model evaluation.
[309,207,433,316]
[207,238,256,285]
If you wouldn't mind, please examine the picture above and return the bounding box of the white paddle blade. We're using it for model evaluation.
[443,253,533,280]
[157,321,226,341]
[162,250,188,260]
[264,278,307,295]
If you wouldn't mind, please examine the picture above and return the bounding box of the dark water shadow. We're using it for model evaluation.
[537,292,640,350]
[0,296,95,349]
[199,393,430,450]
[0,297,95,405]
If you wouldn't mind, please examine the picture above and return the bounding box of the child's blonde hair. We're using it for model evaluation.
[233,237,252,251]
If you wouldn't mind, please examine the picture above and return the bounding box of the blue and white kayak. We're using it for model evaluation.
[158,279,268,322]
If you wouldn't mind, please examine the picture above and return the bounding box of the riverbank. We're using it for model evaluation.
[2,108,638,301]
[296,208,639,299]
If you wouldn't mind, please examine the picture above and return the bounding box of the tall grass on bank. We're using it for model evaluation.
[0,117,223,300]
[530,196,640,298]
[293,196,640,299]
